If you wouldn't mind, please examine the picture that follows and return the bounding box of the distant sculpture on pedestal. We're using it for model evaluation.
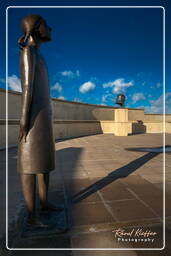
[116,94,125,107]
[17,15,63,231]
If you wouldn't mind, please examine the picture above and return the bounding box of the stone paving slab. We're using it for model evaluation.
[60,133,171,252]
[71,224,164,249]
[94,179,134,201]
[1,133,171,253]
[71,202,114,226]
[64,178,102,203]
[71,224,171,255]
[120,176,163,217]
[107,199,157,221]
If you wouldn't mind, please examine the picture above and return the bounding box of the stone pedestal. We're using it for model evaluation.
[114,108,131,136]
[115,108,128,122]
[114,122,132,136]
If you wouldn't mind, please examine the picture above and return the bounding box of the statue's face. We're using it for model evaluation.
[38,19,52,42]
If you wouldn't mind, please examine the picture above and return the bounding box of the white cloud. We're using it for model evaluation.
[132,93,146,104]
[150,83,162,89]
[73,97,82,102]
[103,78,134,94]
[51,82,62,92]
[79,81,96,94]
[8,75,21,92]
[57,96,66,100]
[102,95,107,103]
[61,70,80,79]
[156,82,162,88]
[101,93,114,105]
[61,71,73,77]
[145,92,171,114]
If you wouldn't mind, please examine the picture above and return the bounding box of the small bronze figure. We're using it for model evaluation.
[17,14,61,228]
[116,94,125,107]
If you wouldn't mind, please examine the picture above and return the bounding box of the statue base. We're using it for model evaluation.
[9,206,69,248]
[21,209,68,238]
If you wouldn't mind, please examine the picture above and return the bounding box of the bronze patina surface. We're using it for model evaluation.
[17,15,55,174]
[16,15,66,232]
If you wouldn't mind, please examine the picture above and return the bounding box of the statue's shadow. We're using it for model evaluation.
[53,145,165,229]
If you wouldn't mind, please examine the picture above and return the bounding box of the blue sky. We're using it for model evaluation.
[0,0,171,114]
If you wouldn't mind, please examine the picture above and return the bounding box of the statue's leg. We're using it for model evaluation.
[20,173,36,224]
[37,173,63,211]
[37,173,49,210]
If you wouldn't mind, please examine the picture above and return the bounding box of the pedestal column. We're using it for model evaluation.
[114,108,131,136]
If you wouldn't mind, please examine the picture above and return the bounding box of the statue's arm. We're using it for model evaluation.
[19,46,36,142]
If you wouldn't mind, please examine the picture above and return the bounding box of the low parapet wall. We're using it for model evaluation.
[128,109,145,121]
[0,88,115,120]
[0,88,171,148]
[1,88,171,122]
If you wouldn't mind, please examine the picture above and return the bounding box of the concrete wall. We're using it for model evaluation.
[1,88,171,148]
[144,114,171,122]
[0,88,115,121]
[144,122,164,133]
[0,120,19,148]
[1,88,171,122]
[0,89,22,119]
[52,99,115,120]
[53,120,103,139]
[128,109,145,121]
[128,110,171,122]
[0,89,6,119]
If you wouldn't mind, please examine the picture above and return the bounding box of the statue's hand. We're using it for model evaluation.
[18,124,28,142]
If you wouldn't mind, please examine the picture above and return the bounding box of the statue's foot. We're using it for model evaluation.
[27,218,49,228]
[39,202,64,213]
[21,216,55,238]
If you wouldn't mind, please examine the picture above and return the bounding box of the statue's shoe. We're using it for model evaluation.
[21,218,49,238]
[27,219,49,228]
[38,202,64,214]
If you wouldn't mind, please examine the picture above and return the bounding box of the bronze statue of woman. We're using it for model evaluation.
[17,14,61,228]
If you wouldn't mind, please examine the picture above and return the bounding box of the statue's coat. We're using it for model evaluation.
[17,46,55,174]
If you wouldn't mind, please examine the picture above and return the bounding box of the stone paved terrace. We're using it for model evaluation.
[1,133,171,255]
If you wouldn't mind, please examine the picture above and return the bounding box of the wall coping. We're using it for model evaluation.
[0,88,22,96]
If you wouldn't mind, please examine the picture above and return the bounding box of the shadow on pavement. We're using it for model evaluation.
[126,145,171,153]
[72,151,160,204]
